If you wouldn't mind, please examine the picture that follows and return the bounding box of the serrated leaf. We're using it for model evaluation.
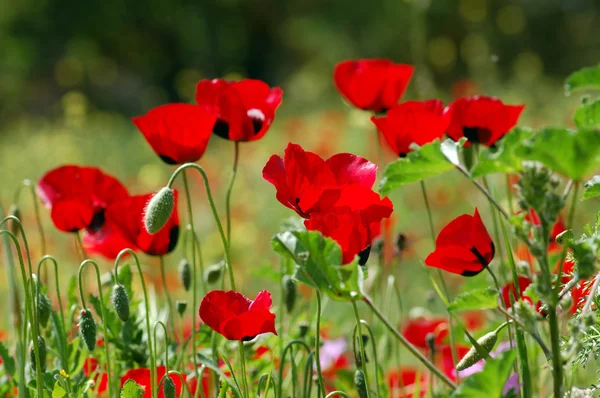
[574,98,600,129]
[565,66,600,94]
[451,350,516,398]
[272,230,366,301]
[120,379,144,398]
[448,287,499,312]
[517,127,600,181]
[197,353,242,397]
[0,341,15,376]
[582,175,600,200]
[471,128,532,178]
[379,139,460,195]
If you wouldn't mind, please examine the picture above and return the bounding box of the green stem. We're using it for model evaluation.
[351,300,370,398]
[13,179,47,256]
[238,342,249,398]
[77,260,114,397]
[226,141,240,244]
[363,296,457,390]
[278,340,312,396]
[315,291,326,398]
[454,165,509,220]
[159,256,176,335]
[114,249,157,398]
[76,231,88,260]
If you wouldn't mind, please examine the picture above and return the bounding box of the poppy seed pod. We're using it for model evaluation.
[456,330,499,371]
[144,187,175,234]
[37,293,52,328]
[176,300,188,316]
[163,376,176,398]
[78,309,97,352]
[282,275,296,314]
[204,262,223,285]
[178,259,192,291]
[354,370,368,398]
[30,335,47,373]
[111,284,130,322]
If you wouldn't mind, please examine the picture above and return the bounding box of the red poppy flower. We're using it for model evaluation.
[371,100,451,157]
[185,367,211,398]
[425,209,495,276]
[83,357,108,395]
[525,210,566,253]
[439,344,470,381]
[199,290,277,341]
[402,316,449,349]
[83,221,139,259]
[105,192,180,256]
[37,165,129,233]
[446,96,524,147]
[133,103,218,165]
[195,78,283,141]
[121,366,185,398]
[334,59,414,112]
[388,368,427,398]
[557,258,594,314]
[501,276,537,309]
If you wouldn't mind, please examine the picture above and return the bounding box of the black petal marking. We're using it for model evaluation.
[159,155,177,165]
[358,245,372,266]
[167,225,180,253]
[88,210,106,232]
[213,118,230,139]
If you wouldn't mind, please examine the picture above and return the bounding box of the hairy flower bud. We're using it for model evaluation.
[283,275,296,314]
[354,370,368,398]
[111,284,130,322]
[204,262,223,285]
[163,376,176,398]
[30,335,47,373]
[178,259,192,291]
[37,292,52,328]
[78,309,97,352]
[8,204,20,235]
[176,300,188,316]
[456,330,499,371]
[144,187,175,234]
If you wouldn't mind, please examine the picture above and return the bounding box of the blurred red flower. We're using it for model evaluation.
[120,366,185,398]
[133,103,218,164]
[446,96,524,147]
[501,276,538,309]
[525,210,566,253]
[334,59,414,112]
[104,192,180,256]
[371,100,451,157]
[195,78,283,141]
[425,209,495,276]
[402,316,449,349]
[37,165,129,233]
[199,290,277,341]
[83,357,108,395]
[388,367,427,398]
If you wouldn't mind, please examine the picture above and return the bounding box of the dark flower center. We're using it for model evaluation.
[247,108,265,136]
[358,245,371,266]
[167,225,180,253]
[213,118,230,139]
[159,155,177,165]
[88,210,106,232]
[463,126,492,144]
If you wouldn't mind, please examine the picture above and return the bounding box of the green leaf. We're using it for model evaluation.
[582,175,600,200]
[52,382,67,398]
[471,128,533,178]
[451,350,516,398]
[447,287,499,312]
[197,353,242,397]
[272,230,366,301]
[574,98,600,129]
[517,127,600,181]
[120,380,144,398]
[0,341,16,376]
[379,139,460,196]
[565,66,600,94]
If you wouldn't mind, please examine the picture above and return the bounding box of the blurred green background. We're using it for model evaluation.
[1,0,599,365]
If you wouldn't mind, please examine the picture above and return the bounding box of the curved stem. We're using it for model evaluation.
[278,339,312,397]
[77,259,113,397]
[226,141,240,244]
[351,301,370,397]
[167,163,234,290]
[0,229,42,397]
[13,179,47,256]
[363,296,457,390]
[159,256,175,334]
[157,370,188,398]
[325,392,350,398]
[315,291,326,397]
[37,255,68,369]
[114,249,156,398]
[359,320,381,398]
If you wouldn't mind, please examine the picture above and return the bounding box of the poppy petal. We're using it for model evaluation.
[325,153,377,188]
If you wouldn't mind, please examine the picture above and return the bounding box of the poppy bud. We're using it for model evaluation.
[144,187,175,234]
[516,261,532,278]
[204,262,223,285]
[37,292,52,328]
[298,321,310,338]
[555,230,574,245]
[354,370,368,398]
[78,309,97,352]
[8,204,20,235]
[283,275,296,314]
[178,259,192,291]
[30,335,47,373]
[111,284,130,322]
[163,376,176,398]
[176,300,188,316]
[456,330,499,371]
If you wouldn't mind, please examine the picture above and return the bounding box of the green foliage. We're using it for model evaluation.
[272,230,366,301]
[565,66,600,94]
[447,287,499,312]
[471,128,532,178]
[52,381,67,398]
[0,341,16,376]
[583,176,600,200]
[197,353,242,397]
[517,128,600,181]
[379,139,462,195]
[452,350,516,398]
[574,98,600,129]
[120,379,144,398]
